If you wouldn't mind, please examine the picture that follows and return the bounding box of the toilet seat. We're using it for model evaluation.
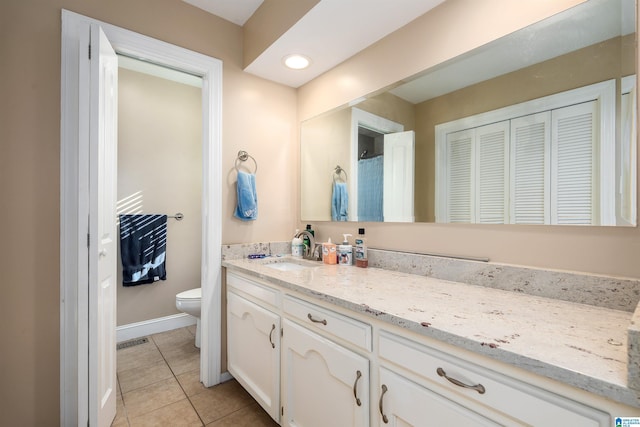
[176,288,201,301]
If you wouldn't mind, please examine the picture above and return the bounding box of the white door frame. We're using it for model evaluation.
[60,10,223,426]
[350,108,404,221]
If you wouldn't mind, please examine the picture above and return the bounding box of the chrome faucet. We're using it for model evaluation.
[295,230,321,260]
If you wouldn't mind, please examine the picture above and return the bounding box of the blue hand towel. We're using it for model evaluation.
[331,181,349,221]
[234,171,258,221]
[119,214,167,286]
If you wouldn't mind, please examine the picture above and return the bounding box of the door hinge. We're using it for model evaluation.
[87,233,90,248]
[281,327,283,337]
[88,43,91,60]
[281,406,284,416]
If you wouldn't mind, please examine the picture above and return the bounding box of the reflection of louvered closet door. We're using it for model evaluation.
[509,102,597,225]
[551,101,598,225]
[510,112,550,224]
[476,122,509,224]
[446,123,509,224]
[446,129,473,223]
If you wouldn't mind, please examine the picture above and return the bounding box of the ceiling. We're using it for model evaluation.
[182,0,445,88]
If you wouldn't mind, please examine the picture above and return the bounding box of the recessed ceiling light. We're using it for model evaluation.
[283,54,311,70]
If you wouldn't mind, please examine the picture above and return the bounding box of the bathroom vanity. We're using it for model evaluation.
[222,250,640,426]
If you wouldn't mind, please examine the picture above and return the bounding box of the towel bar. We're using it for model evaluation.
[235,150,258,174]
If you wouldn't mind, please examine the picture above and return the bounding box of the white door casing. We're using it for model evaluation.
[60,10,223,427]
[350,108,404,221]
[88,23,118,427]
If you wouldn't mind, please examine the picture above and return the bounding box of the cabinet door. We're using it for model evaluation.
[378,367,501,427]
[282,319,369,427]
[227,291,280,422]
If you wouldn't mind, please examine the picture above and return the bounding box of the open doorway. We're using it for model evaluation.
[60,10,222,426]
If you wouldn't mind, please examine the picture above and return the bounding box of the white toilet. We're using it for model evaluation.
[176,288,202,348]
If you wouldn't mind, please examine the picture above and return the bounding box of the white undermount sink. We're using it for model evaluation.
[264,258,318,271]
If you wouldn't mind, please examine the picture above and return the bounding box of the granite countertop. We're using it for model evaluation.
[222,256,640,408]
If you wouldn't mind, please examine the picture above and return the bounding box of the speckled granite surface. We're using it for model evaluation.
[368,249,640,312]
[222,250,640,408]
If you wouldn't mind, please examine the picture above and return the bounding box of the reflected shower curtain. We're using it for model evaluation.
[358,156,384,221]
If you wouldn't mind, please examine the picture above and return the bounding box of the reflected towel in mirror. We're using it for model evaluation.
[332,182,349,221]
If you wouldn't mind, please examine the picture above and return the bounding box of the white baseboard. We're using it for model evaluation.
[117,313,197,343]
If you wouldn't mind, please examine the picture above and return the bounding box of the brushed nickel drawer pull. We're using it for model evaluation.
[307,313,327,325]
[268,324,276,349]
[437,367,485,394]
[353,370,362,406]
[379,384,389,424]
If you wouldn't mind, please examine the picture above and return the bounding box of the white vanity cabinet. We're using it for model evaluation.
[224,267,637,427]
[378,330,611,427]
[281,318,370,427]
[226,273,281,422]
[377,367,501,426]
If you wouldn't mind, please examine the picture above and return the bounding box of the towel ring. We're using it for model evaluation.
[333,165,347,183]
[235,150,258,174]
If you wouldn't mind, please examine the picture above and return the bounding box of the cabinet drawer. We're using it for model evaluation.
[379,331,609,427]
[284,295,372,352]
[227,272,280,309]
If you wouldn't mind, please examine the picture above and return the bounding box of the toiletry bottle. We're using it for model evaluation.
[355,228,368,268]
[338,234,353,265]
[291,229,304,258]
[322,237,337,265]
[302,224,314,252]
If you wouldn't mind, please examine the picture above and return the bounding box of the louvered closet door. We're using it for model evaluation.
[446,129,473,222]
[510,112,551,224]
[476,122,510,224]
[551,101,597,225]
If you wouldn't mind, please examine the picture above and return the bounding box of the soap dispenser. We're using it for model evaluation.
[322,237,337,265]
[338,234,353,265]
[291,229,304,258]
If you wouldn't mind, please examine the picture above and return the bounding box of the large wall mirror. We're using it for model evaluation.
[301,0,637,226]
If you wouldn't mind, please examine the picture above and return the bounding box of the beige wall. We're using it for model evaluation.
[0,0,297,424]
[297,0,640,281]
[117,68,203,325]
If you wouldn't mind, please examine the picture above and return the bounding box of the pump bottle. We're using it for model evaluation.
[338,234,353,265]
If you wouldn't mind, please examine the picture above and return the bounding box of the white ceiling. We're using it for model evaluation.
[182,0,445,88]
[182,0,264,26]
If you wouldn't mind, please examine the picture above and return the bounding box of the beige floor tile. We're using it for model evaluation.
[176,369,207,397]
[190,380,254,425]
[117,341,164,373]
[186,324,197,336]
[128,399,203,427]
[111,393,128,426]
[205,402,279,427]
[122,377,186,418]
[165,349,200,376]
[152,327,195,351]
[118,360,174,394]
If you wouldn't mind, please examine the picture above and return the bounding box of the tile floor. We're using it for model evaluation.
[112,326,278,426]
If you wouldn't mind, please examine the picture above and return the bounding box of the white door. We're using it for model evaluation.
[88,23,118,427]
[383,131,415,222]
[282,319,369,427]
[227,292,281,422]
